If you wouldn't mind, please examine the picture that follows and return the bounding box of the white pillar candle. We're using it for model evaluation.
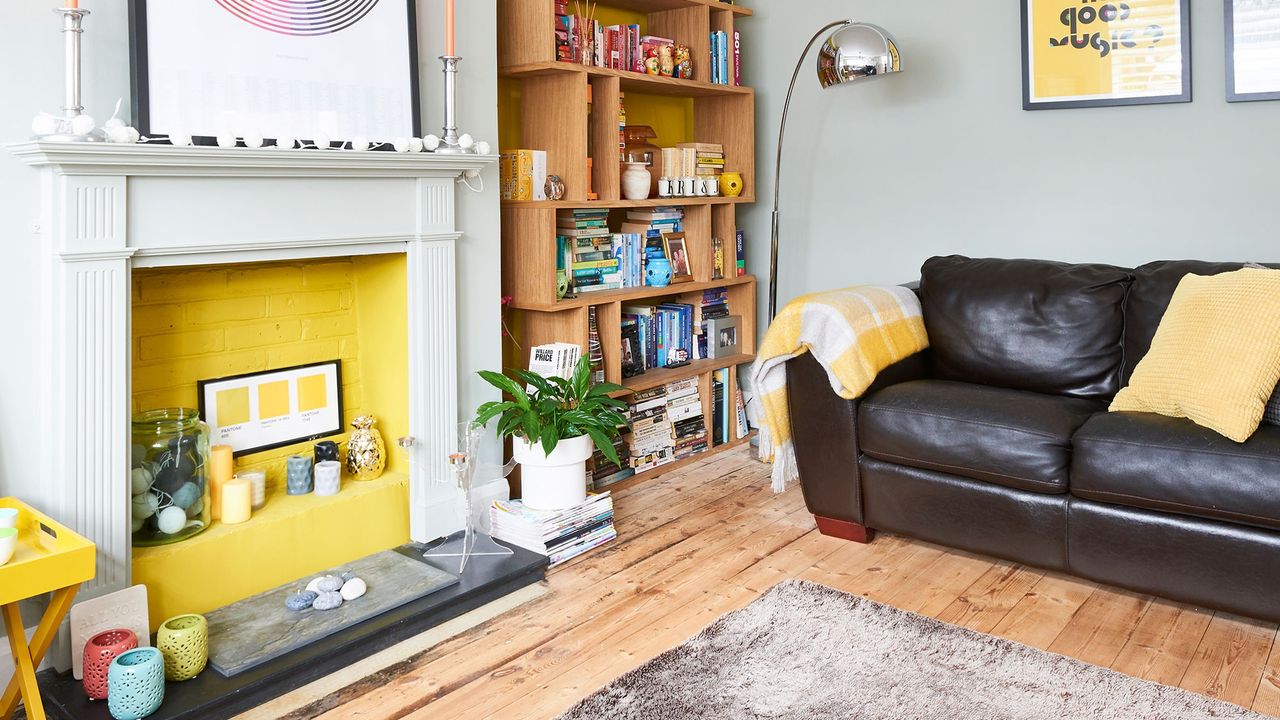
[237,470,267,510]
[315,460,341,496]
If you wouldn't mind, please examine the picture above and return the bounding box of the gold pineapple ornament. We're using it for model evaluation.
[346,415,386,481]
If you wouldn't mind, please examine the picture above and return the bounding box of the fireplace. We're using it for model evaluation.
[10,142,496,609]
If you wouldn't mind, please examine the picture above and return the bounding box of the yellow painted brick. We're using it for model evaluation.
[227,265,304,293]
[132,388,199,415]
[339,290,353,309]
[132,304,184,333]
[339,338,360,359]
[268,290,343,317]
[341,360,361,384]
[303,261,354,287]
[133,350,268,393]
[300,314,357,341]
[341,383,363,412]
[187,296,268,325]
[224,320,302,350]
[137,269,229,302]
[266,339,341,368]
[138,328,225,360]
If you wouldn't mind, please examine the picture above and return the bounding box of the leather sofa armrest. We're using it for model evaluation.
[785,350,931,524]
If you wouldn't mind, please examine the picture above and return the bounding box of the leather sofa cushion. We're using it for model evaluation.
[1123,260,1280,384]
[1072,411,1280,531]
[920,256,1132,400]
[859,380,1104,494]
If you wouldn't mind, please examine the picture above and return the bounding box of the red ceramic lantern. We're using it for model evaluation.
[83,628,138,701]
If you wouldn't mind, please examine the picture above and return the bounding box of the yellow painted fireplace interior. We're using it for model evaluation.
[130,254,411,626]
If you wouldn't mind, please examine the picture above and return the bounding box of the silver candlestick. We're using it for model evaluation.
[434,55,472,154]
[34,7,105,142]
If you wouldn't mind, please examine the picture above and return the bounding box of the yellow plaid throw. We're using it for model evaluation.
[748,285,929,491]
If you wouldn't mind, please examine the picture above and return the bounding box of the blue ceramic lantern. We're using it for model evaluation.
[107,647,165,720]
[646,258,673,287]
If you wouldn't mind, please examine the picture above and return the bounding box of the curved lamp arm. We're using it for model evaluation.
[769,19,851,320]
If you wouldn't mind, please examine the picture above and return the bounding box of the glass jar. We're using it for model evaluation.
[131,408,211,546]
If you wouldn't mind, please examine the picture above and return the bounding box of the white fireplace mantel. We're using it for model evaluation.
[10,141,496,599]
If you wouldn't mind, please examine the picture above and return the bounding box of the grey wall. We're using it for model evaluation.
[739,0,1279,339]
[0,0,502,504]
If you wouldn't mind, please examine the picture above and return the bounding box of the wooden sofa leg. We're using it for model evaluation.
[814,516,875,543]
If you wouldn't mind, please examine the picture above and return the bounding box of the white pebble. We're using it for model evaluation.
[305,576,325,593]
[340,577,367,601]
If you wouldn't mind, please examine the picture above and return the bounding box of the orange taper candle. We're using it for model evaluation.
[68,0,78,8]
[445,0,455,56]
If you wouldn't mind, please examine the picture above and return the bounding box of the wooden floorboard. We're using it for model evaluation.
[315,446,1280,719]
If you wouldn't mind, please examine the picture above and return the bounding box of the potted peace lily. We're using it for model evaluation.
[475,357,629,511]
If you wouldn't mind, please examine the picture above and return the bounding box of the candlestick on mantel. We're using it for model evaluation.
[445,0,455,56]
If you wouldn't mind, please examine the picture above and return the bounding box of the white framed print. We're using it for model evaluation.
[1226,0,1280,101]
[129,0,421,144]
[198,361,344,456]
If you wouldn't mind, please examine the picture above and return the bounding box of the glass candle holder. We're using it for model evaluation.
[131,408,211,546]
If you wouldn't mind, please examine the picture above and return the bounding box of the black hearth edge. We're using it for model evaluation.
[37,540,547,720]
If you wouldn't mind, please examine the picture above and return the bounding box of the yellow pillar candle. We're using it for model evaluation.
[209,444,234,521]
[221,478,252,525]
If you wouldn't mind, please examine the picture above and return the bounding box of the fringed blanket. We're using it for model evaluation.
[747,285,929,492]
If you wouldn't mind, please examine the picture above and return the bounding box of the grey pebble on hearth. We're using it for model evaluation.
[312,591,343,611]
[285,591,317,611]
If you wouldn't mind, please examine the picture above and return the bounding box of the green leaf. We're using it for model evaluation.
[584,426,621,466]
[540,423,561,456]
[477,370,530,407]
[513,369,555,397]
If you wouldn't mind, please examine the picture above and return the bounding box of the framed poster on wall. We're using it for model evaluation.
[1021,0,1192,109]
[1226,0,1280,101]
[198,361,344,457]
[129,0,421,144]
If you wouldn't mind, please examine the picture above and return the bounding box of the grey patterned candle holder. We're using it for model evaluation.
[285,455,313,495]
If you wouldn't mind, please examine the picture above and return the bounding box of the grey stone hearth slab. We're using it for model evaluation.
[206,549,459,677]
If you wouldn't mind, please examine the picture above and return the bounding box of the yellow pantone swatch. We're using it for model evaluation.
[297,373,328,412]
[258,380,291,419]
[216,387,250,427]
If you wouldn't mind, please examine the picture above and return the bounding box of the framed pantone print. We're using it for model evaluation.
[1226,0,1280,101]
[198,361,343,456]
[129,0,421,143]
[1021,0,1192,109]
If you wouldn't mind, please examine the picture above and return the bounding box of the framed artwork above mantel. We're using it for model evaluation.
[128,0,422,144]
[1021,0,1192,109]
[1226,0,1280,101]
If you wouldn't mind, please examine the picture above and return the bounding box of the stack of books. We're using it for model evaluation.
[677,142,725,179]
[557,209,620,294]
[589,436,633,489]
[622,301,696,370]
[709,30,738,85]
[696,287,730,358]
[627,387,675,472]
[490,492,616,567]
[666,378,708,460]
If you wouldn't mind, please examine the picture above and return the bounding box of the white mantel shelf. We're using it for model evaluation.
[10,139,490,601]
[9,141,496,177]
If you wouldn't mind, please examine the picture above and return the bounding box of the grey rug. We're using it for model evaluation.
[205,549,457,677]
[559,579,1266,719]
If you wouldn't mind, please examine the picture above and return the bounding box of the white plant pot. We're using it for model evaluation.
[512,434,594,511]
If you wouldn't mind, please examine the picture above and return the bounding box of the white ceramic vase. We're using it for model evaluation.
[621,162,652,201]
[512,434,593,511]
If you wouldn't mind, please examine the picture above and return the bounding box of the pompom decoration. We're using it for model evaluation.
[392,137,411,153]
[168,131,192,147]
[457,133,475,150]
[408,137,424,153]
[156,506,187,534]
[275,134,296,150]
[31,114,59,136]
[474,140,492,156]
[349,136,370,152]
[126,127,141,143]
[71,114,96,136]
[243,132,264,149]
[313,132,331,149]
[104,117,126,130]
[106,127,130,143]
[216,134,237,149]
[423,134,441,151]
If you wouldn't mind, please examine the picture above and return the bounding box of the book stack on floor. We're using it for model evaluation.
[557,209,619,294]
[627,386,674,472]
[490,493,616,567]
[665,378,708,460]
[589,436,633,490]
[696,287,730,359]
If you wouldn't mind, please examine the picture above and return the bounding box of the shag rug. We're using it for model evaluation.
[558,579,1267,719]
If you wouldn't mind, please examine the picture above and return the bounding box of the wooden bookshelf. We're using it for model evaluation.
[498,0,757,476]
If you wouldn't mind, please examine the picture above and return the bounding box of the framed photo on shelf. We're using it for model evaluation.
[1226,0,1280,101]
[1020,0,1191,110]
[705,315,741,359]
[662,232,695,283]
[129,0,421,144]
[198,360,344,457]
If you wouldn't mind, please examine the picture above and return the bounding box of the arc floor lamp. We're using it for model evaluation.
[768,21,902,318]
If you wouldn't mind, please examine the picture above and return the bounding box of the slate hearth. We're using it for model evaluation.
[38,540,546,720]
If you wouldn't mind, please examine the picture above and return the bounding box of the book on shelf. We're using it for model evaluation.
[734,373,750,439]
[558,208,684,297]
[665,378,707,461]
[709,30,731,85]
[696,287,730,358]
[499,149,548,201]
[528,343,582,385]
[735,229,746,276]
[733,30,742,86]
[490,492,616,566]
[626,387,674,472]
[666,143,726,179]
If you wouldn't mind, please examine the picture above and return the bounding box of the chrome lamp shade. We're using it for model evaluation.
[817,23,901,88]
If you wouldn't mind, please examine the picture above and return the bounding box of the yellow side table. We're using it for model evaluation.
[0,498,95,720]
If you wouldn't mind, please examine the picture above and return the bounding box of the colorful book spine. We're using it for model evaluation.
[733,30,741,86]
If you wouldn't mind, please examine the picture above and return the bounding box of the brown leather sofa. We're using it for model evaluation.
[786,256,1280,621]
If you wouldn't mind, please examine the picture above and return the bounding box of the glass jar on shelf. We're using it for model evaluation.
[131,408,212,546]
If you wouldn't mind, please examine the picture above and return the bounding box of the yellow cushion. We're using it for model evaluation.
[1111,268,1280,442]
